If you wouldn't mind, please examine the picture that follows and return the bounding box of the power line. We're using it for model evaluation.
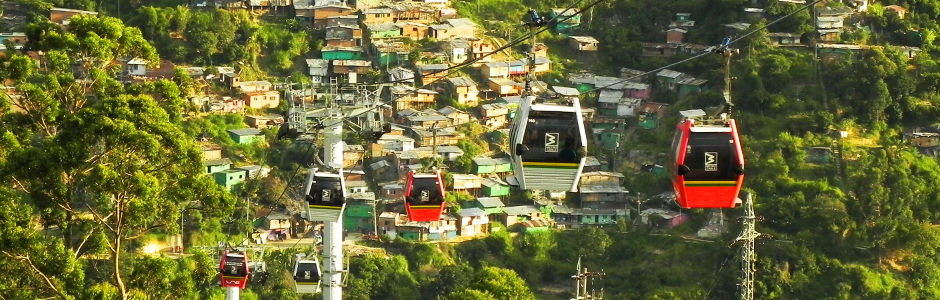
[583,0,826,95]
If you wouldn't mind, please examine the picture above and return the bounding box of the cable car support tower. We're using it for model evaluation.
[734,192,758,300]
[284,81,387,300]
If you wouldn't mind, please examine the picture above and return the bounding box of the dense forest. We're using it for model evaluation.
[4,0,940,299]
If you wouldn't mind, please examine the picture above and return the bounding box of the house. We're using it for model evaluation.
[498,205,544,227]
[388,66,416,84]
[0,33,27,51]
[677,76,708,95]
[442,39,470,63]
[438,106,471,125]
[49,8,98,26]
[570,208,628,225]
[244,90,280,109]
[480,103,509,128]
[369,157,399,182]
[404,113,451,129]
[213,169,248,192]
[451,174,483,190]
[623,82,651,99]
[548,8,581,32]
[362,7,395,23]
[507,60,527,78]
[122,57,148,77]
[228,128,264,144]
[377,133,416,152]
[373,40,411,67]
[321,45,364,60]
[569,36,599,51]
[380,182,406,201]
[436,145,464,161]
[568,73,625,92]
[409,126,459,147]
[389,3,438,24]
[238,165,270,179]
[531,57,552,74]
[342,195,377,232]
[472,197,505,214]
[487,78,523,96]
[447,76,479,106]
[430,18,476,40]
[620,68,648,82]
[471,157,512,174]
[637,102,670,129]
[327,15,359,27]
[723,22,751,38]
[261,212,292,241]
[885,5,907,19]
[222,98,245,113]
[768,33,802,45]
[481,61,510,79]
[457,208,489,236]
[391,85,437,112]
[578,171,628,209]
[744,8,765,21]
[332,60,372,83]
[640,42,681,57]
[325,25,362,47]
[345,178,369,194]
[218,67,241,88]
[468,38,495,62]
[312,3,354,29]
[205,158,232,174]
[666,28,686,44]
[398,22,431,39]
[306,59,329,83]
[366,22,401,39]
[670,13,695,28]
[640,209,689,228]
[202,146,223,161]
[239,80,273,93]
[481,177,510,197]
[656,69,685,91]
[245,114,285,129]
[293,0,315,21]
[417,64,449,86]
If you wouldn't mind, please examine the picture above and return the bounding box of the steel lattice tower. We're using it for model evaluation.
[735,193,758,300]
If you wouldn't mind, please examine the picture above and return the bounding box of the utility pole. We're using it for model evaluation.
[735,192,758,300]
[571,256,604,300]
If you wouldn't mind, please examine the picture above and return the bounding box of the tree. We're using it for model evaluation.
[470,267,535,300]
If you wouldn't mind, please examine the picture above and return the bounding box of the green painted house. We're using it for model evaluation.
[213,169,248,192]
[471,197,505,215]
[481,177,510,197]
[677,77,708,95]
[343,194,376,231]
[366,22,401,39]
[548,8,581,33]
[472,157,497,174]
[228,128,263,144]
[205,158,232,174]
[572,208,628,225]
[321,45,364,60]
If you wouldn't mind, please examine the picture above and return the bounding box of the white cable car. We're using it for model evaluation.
[302,168,347,223]
[510,96,588,192]
[292,254,322,294]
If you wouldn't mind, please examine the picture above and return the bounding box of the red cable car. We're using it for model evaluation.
[405,169,445,222]
[670,115,744,208]
[219,251,250,289]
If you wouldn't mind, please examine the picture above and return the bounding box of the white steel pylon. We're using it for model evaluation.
[735,193,759,300]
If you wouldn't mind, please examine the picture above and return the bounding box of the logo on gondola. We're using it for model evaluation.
[420,190,429,201]
[704,152,718,171]
[321,189,330,200]
[223,279,242,285]
[545,133,559,152]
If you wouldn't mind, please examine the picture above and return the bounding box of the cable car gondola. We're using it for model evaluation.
[405,169,445,222]
[510,95,588,192]
[219,251,250,289]
[292,254,322,294]
[669,110,744,208]
[302,168,347,223]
